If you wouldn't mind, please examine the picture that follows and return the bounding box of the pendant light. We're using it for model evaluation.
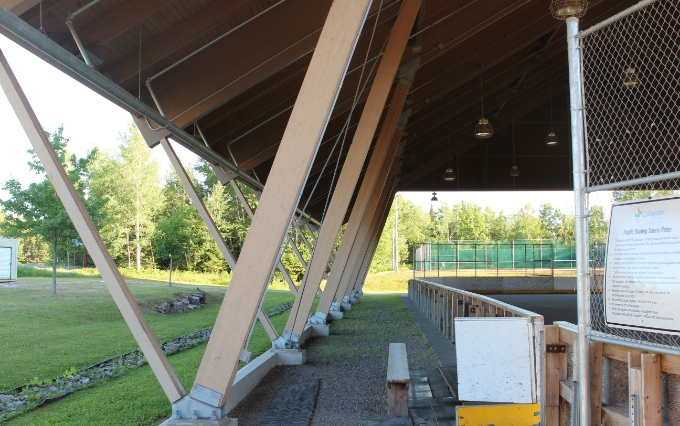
[431,171,438,202]
[550,0,587,19]
[443,139,456,181]
[545,83,559,146]
[510,165,520,177]
[623,67,640,88]
[474,74,493,139]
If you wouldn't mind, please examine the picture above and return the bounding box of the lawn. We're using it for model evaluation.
[0,277,294,391]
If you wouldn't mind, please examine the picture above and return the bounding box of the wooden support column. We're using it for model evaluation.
[285,0,421,339]
[322,99,412,311]
[161,139,278,341]
[0,50,186,403]
[229,179,298,295]
[355,183,398,290]
[590,341,603,426]
[192,0,372,407]
[544,325,560,426]
[339,149,401,299]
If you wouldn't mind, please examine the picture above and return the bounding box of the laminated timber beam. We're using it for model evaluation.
[340,153,401,299]
[189,0,373,410]
[160,138,278,341]
[228,178,298,296]
[356,189,397,291]
[283,0,422,341]
[320,123,404,315]
[0,49,186,403]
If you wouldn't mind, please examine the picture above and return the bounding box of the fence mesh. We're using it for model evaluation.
[413,240,575,278]
[582,0,680,350]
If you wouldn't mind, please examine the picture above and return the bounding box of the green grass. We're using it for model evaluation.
[0,277,294,392]
[6,295,425,426]
[361,270,412,293]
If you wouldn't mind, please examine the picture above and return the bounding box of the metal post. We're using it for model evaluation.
[567,17,591,426]
[169,255,173,287]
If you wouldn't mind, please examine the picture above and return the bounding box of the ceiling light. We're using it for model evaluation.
[623,67,640,88]
[510,165,520,177]
[550,0,588,19]
[431,192,439,202]
[545,132,560,146]
[443,168,456,181]
[475,74,493,139]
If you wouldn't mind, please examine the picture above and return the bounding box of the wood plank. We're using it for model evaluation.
[559,380,573,404]
[603,342,680,375]
[591,341,603,426]
[78,0,177,48]
[104,0,281,83]
[191,0,373,407]
[285,0,422,336]
[544,325,560,409]
[387,343,410,383]
[0,49,186,402]
[602,405,629,426]
[641,354,662,426]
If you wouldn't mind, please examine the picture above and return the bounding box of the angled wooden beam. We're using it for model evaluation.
[191,0,372,408]
[284,0,421,340]
[160,138,278,339]
[322,126,404,312]
[229,179,298,295]
[355,190,396,289]
[0,49,186,403]
[341,153,400,297]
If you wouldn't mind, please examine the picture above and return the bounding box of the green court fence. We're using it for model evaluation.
[412,240,577,278]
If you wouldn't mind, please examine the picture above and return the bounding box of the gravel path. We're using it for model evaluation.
[228,294,438,425]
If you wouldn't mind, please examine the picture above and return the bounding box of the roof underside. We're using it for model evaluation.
[3,0,641,221]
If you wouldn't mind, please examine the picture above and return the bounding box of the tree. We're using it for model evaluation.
[1,126,97,293]
[539,203,565,239]
[451,202,489,240]
[612,190,675,202]
[153,205,194,270]
[90,124,160,271]
[510,203,544,240]
[588,205,609,244]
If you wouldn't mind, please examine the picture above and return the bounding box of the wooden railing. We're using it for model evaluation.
[545,322,680,425]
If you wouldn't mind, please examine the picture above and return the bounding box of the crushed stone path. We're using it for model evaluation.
[227,294,439,426]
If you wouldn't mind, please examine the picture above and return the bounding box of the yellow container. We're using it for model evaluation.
[456,404,541,426]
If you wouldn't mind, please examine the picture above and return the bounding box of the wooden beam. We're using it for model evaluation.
[335,130,404,301]
[229,179,298,295]
[284,0,421,338]
[590,341,603,426]
[103,0,283,84]
[355,189,396,289]
[162,139,279,340]
[641,353,662,426]
[0,49,186,402]
[191,0,372,408]
[77,0,177,48]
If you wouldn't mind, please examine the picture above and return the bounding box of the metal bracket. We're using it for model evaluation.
[307,311,328,325]
[330,301,342,311]
[546,344,566,353]
[342,295,351,304]
[171,394,224,421]
[469,307,477,314]
[271,330,299,350]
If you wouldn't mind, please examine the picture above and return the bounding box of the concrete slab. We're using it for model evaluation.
[161,418,237,426]
[274,349,306,366]
[328,310,344,320]
[341,302,352,311]
[360,418,413,425]
[309,324,330,337]
[223,350,278,412]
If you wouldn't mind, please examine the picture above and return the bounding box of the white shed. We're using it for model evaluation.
[0,237,18,282]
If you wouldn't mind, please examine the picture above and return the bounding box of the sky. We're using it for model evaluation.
[0,34,613,218]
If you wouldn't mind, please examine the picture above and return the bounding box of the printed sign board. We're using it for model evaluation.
[605,196,680,335]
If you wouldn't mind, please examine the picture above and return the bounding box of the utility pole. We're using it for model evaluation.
[393,196,399,272]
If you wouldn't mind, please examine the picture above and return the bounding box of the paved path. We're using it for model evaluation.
[401,295,456,368]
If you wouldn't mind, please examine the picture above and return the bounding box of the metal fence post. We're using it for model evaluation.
[567,16,591,426]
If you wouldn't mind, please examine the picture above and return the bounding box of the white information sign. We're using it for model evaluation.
[605,196,680,335]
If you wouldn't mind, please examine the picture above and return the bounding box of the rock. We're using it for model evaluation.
[156,302,171,314]
[188,295,201,306]
[187,304,200,310]
[192,291,206,304]
[0,395,12,403]
[170,343,180,352]
[81,377,90,384]
[181,297,190,304]
[171,302,184,313]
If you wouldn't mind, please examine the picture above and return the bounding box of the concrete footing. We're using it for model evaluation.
[273,349,306,366]
[328,310,344,320]
[341,302,352,311]
[309,324,330,336]
[161,417,237,426]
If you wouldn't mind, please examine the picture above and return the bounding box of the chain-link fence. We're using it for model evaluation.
[581,0,680,350]
[412,240,576,278]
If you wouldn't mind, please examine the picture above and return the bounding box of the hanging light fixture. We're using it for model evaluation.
[510,165,520,177]
[443,139,456,181]
[431,171,439,202]
[546,83,559,146]
[623,67,640,88]
[474,74,493,139]
[550,0,588,19]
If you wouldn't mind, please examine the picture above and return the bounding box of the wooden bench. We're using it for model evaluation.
[387,343,410,417]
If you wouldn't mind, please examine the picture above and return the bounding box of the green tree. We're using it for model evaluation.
[153,205,194,270]
[510,203,544,240]
[588,205,609,244]
[90,124,160,270]
[451,202,489,240]
[1,126,97,293]
[538,203,565,239]
[612,190,675,202]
